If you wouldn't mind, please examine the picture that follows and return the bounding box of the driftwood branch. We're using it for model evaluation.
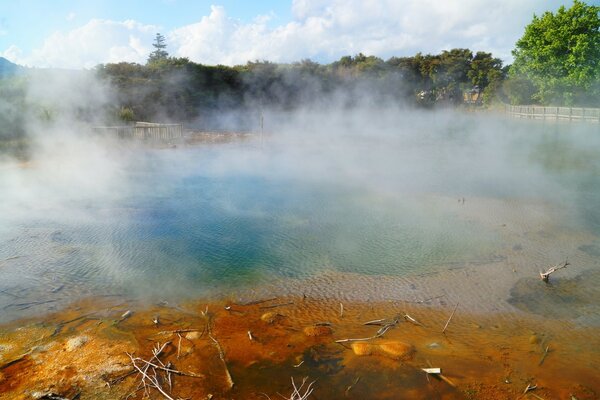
[206,314,234,390]
[539,260,570,282]
[336,317,400,343]
[442,303,459,334]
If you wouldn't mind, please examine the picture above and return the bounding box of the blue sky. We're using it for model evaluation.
[0,0,578,68]
[0,1,290,52]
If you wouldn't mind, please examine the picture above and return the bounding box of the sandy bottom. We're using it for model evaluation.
[1,293,599,400]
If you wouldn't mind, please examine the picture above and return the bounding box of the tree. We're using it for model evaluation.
[148,33,169,64]
[509,0,600,106]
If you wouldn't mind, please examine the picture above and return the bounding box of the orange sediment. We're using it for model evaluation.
[0,295,598,399]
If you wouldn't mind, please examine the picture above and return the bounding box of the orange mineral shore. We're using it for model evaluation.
[0,295,598,400]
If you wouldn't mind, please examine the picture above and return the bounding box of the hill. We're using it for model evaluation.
[0,57,22,77]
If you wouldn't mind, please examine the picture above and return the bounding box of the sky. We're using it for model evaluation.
[0,0,585,69]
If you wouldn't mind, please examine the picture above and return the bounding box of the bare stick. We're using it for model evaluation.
[206,315,234,390]
[523,383,537,394]
[156,328,203,335]
[336,318,399,343]
[442,303,459,334]
[395,294,445,304]
[538,345,550,366]
[259,302,294,309]
[128,353,175,400]
[363,318,386,326]
[339,303,344,318]
[235,297,278,306]
[345,376,360,397]
[288,377,315,400]
[539,260,569,282]
[133,358,204,378]
[403,314,424,327]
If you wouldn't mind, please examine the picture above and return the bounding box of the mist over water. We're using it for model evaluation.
[1,107,600,323]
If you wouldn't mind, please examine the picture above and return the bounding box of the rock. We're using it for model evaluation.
[351,342,374,356]
[379,342,414,360]
[260,312,283,324]
[65,336,88,352]
[529,335,540,344]
[303,325,333,337]
[185,331,201,340]
[351,341,414,360]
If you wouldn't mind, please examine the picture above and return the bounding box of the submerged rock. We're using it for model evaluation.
[261,312,283,324]
[351,341,414,360]
[303,325,333,337]
[185,331,201,340]
[65,336,88,352]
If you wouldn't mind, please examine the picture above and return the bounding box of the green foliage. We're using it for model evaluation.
[147,33,169,64]
[509,0,600,106]
[118,106,135,122]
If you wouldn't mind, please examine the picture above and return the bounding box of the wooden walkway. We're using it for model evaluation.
[93,122,183,140]
[505,104,600,123]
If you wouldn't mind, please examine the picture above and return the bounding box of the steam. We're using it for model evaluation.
[0,65,599,323]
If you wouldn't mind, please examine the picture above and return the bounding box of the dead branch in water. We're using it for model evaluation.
[283,377,315,400]
[259,301,294,310]
[336,317,400,343]
[206,314,234,390]
[395,294,446,304]
[540,260,570,282]
[538,344,550,366]
[344,376,360,397]
[235,297,278,306]
[442,303,459,334]
[403,313,424,327]
[124,341,204,399]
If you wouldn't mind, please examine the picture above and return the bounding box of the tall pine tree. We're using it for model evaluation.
[147,33,169,64]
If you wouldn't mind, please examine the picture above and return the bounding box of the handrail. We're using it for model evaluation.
[504,104,600,123]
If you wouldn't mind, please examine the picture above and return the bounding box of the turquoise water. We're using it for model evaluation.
[1,112,599,321]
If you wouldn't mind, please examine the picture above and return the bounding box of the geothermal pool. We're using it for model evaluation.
[1,112,599,324]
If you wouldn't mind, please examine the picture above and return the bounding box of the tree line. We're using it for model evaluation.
[96,46,507,124]
[0,0,598,144]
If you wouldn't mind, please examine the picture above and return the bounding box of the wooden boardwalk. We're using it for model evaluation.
[505,104,600,123]
[93,122,183,140]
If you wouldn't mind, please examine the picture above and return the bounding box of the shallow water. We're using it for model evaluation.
[1,111,599,323]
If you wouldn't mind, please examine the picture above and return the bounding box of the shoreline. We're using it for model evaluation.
[1,293,598,399]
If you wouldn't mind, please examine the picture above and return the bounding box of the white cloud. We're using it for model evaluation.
[8,19,158,68]
[2,0,570,68]
[168,0,568,65]
[1,45,22,63]
[66,12,77,22]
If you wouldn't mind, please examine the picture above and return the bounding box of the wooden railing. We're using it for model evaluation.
[92,122,183,140]
[505,104,600,123]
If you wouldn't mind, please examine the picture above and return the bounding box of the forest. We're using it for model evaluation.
[0,0,598,142]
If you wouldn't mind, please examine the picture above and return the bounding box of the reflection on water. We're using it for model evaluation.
[1,113,600,323]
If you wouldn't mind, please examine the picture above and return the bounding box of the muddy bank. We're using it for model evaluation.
[1,295,598,400]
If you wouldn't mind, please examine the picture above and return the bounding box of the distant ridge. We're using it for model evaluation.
[0,57,23,77]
